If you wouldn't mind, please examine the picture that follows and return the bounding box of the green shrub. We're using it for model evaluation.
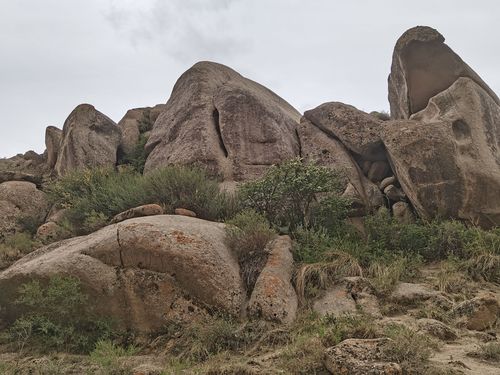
[226,210,276,294]
[117,133,149,173]
[47,165,236,234]
[9,275,114,353]
[239,158,348,230]
[143,165,235,220]
[90,339,138,374]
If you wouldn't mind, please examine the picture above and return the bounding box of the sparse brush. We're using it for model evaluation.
[368,258,405,297]
[295,250,362,303]
[226,210,276,294]
[90,339,138,374]
[382,324,440,373]
[464,250,500,284]
[468,342,500,362]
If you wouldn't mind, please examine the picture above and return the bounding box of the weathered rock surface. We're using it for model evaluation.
[0,215,245,332]
[303,102,386,161]
[382,78,500,227]
[144,61,301,181]
[388,26,500,120]
[298,117,384,214]
[0,181,49,237]
[248,236,297,324]
[417,318,458,341]
[110,204,164,224]
[35,221,67,244]
[54,104,122,176]
[453,293,499,331]
[324,338,402,375]
[45,126,62,169]
[118,105,166,155]
[390,283,447,305]
[174,208,197,218]
[392,202,414,224]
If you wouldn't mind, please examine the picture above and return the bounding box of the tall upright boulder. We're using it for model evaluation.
[388,26,500,120]
[54,104,122,176]
[144,61,301,181]
[45,126,62,169]
[384,26,500,227]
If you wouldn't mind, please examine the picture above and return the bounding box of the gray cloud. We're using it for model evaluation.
[0,0,499,157]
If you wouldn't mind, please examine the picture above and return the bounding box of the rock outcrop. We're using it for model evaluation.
[144,61,301,181]
[383,78,500,227]
[54,104,122,176]
[118,104,165,155]
[388,26,500,120]
[298,115,384,214]
[0,181,49,237]
[247,236,297,324]
[0,215,245,332]
[45,126,62,169]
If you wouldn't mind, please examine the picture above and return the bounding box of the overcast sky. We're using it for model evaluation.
[1,0,499,157]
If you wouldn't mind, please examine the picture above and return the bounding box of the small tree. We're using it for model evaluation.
[238,158,349,230]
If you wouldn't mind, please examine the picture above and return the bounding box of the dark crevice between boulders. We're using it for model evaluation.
[295,128,302,157]
[116,226,125,268]
[212,107,228,158]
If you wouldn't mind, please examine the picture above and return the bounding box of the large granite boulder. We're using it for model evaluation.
[298,116,384,214]
[388,26,500,120]
[382,78,500,227]
[144,61,301,181]
[0,181,49,237]
[54,104,122,176]
[0,215,245,333]
[304,102,386,161]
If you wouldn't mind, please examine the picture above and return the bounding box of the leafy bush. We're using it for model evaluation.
[226,210,276,294]
[239,158,348,230]
[0,232,40,270]
[9,275,114,353]
[117,133,149,173]
[47,165,236,234]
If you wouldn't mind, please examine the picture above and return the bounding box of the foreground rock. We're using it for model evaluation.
[0,216,245,332]
[324,338,402,375]
[45,126,62,169]
[383,78,500,227]
[0,181,49,236]
[388,26,499,119]
[453,293,499,331]
[54,104,122,176]
[248,236,297,324]
[144,61,301,181]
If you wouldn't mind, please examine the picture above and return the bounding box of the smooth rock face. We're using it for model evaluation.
[383,78,500,227]
[0,216,245,332]
[45,126,62,169]
[298,117,384,214]
[144,61,301,181]
[324,338,402,375]
[54,104,122,176]
[303,102,386,161]
[0,181,49,236]
[174,208,197,218]
[248,236,297,324]
[388,26,500,120]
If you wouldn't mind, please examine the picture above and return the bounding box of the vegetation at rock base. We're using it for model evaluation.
[3,275,115,354]
[0,232,40,270]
